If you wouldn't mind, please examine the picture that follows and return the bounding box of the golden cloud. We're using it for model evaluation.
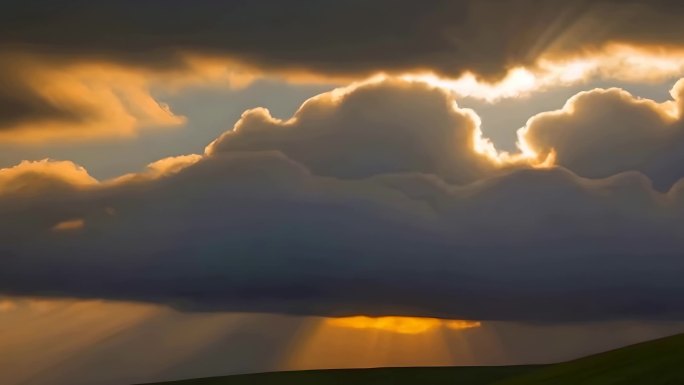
[0,53,264,145]
[403,44,684,102]
[2,42,684,146]
[0,159,98,196]
[52,218,86,232]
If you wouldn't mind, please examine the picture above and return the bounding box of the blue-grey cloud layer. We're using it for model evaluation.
[2,79,684,322]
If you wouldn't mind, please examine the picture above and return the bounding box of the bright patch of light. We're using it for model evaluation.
[52,219,86,232]
[326,316,481,335]
[403,44,684,103]
[402,68,538,102]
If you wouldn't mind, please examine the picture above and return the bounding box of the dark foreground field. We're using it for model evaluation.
[144,333,684,385]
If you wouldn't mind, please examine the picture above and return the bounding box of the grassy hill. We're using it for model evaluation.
[144,333,684,385]
[492,332,684,385]
[150,366,541,385]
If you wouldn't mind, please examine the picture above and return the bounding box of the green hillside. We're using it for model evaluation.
[493,333,684,385]
[144,333,684,385]
[147,366,541,385]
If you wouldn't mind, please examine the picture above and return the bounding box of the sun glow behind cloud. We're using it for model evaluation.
[4,43,684,149]
[326,316,481,335]
[284,316,487,372]
[402,44,684,102]
[12,42,684,186]
[0,297,494,383]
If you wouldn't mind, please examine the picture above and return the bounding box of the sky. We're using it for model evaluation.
[3,1,684,384]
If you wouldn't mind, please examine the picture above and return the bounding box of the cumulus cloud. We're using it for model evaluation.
[520,80,684,190]
[207,79,499,183]
[113,154,204,184]
[2,79,684,322]
[0,159,97,197]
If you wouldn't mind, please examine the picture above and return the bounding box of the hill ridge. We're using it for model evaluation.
[142,332,684,385]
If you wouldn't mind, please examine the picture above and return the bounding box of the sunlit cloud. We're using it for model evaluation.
[112,154,203,184]
[3,43,684,146]
[52,219,86,232]
[402,44,684,102]
[443,320,485,331]
[0,53,265,145]
[0,159,98,196]
[0,57,180,144]
[146,154,204,176]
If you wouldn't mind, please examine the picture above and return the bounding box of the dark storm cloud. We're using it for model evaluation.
[2,79,684,323]
[3,0,684,137]
[1,152,683,322]
[3,0,684,76]
[1,0,541,76]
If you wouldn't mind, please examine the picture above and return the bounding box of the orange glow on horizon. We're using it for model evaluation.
[326,316,481,335]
